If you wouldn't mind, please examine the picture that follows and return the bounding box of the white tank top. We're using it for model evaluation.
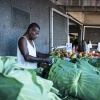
[17,36,37,69]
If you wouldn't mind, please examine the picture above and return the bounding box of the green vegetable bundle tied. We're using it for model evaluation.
[48,58,100,100]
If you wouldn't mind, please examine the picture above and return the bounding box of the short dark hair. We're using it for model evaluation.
[27,23,40,31]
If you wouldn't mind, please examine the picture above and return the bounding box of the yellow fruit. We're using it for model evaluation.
[70,53,77,59]
[77,53,82,58]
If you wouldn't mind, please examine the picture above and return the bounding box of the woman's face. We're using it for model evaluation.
[29,27,40,40]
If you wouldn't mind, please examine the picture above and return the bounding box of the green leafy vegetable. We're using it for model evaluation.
[0,73,23,100]
[48,59,100,100]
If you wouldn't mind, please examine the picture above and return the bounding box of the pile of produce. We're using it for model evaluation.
[0,50,100,100]
[50,49,100,60]
[50,49,71,60]
[48,49,100,100]
[0,56,61,100]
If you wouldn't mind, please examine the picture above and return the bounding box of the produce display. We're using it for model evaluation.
[0,49,100,100]
[50,49,100,60]
[50,49,71,60]
[0,56,61,100]
[48,49,100,100]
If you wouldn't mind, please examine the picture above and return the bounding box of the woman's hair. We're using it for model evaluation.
[27,23,40,31]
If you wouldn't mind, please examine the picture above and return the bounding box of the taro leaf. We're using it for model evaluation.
[0,57,4,73]
[88,58,100,68]
[48,62,100,100]
[56,58,77,68]
[3,56,17,72]
[0,73,23,100]
[28,69,43,93]
[75,58,99,75]
[69,70,100,100]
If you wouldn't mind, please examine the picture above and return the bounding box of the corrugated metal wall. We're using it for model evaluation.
[53,12,68,47]
[85,27,100,49]
[85,28,100,44]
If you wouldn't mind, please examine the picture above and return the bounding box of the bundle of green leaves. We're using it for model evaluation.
[48,58,100,100]
[0,56,61,100]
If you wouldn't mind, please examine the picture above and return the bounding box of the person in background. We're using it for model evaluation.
[82,40,88,53]
[87,40,92,53]
[72,36,78,53]
[17,23,52,71]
